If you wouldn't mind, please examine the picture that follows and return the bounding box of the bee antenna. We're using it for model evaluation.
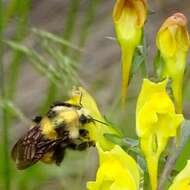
[91,118,109,126]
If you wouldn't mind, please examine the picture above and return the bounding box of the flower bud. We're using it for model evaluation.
[113,0,147,106]
[156,13,190,113]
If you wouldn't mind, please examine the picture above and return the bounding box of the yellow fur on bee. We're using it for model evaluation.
[41,152,54,164]
[40,117,57,140]
[59,110,79,125]
[58,110,80,139]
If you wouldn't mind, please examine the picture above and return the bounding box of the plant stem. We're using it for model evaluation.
[158,122,190,190]
[0,1,10,190]
[0,2,30,189]
[158,140,177,190]
[74,0,100,61]
[62,0,80,54]
[7,0,31,98]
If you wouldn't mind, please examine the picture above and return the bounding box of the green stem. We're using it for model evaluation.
[4,0,18,26]
[1,109,10,190]
[0,1,10,190]
[0,2,30,189]
[7,0,31,98]
[62,0,80,54]
[74,0,100,61]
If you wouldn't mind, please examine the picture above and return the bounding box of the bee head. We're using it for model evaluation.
[77,108,93,125]
[48,101,108,126]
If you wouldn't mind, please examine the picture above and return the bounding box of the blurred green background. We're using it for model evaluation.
[0,0,190,190]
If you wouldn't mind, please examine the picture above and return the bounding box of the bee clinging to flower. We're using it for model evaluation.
[11,96,101,170]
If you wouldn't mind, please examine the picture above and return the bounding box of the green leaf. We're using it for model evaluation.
[137,155,146,171]
[32,28,82,52]
[104,133,140,153]
[129,45,146,82]
[104,133,125,147]
[5,40,78,87]
[129,30,148,82]
[0,98,29,123]
[125,137,139,147]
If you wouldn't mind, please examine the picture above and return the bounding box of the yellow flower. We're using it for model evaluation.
[156,13,190,113]
[136,79,184,190]
[67,87,119,150]
[169,160,190,190]
[87,144,141,190]
[113,0,147,106]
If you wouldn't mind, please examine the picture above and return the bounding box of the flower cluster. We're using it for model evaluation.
[82,1,190,190]
[68,87,141,189]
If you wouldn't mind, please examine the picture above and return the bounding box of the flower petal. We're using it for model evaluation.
[87,144,141,190]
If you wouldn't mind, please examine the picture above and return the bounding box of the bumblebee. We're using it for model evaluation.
[11,101,95,170]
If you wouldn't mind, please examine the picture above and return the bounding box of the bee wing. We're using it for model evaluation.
[11,139,38,169]
[11,125,57,170]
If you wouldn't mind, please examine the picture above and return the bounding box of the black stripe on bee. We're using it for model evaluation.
[50,101,81,109]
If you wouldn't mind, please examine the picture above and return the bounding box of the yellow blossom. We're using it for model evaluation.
[169,160,190,190]
[87,144,141,190]
[136,79,184,190]
[67,87,119,150]
[156,13,190,113]
[113,0,147,106]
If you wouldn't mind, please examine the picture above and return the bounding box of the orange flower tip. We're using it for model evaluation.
[160,12,188,31]
[113,0,147,27]
[173,13,187,26]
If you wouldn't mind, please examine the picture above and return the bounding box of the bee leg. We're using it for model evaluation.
[77,141,95,151]
[53,145,66,166]
[69,140,95,151]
